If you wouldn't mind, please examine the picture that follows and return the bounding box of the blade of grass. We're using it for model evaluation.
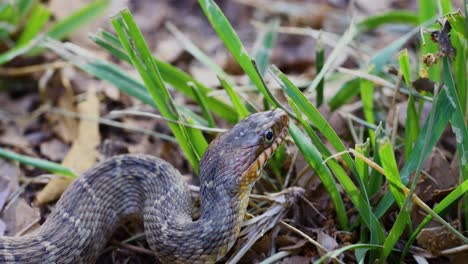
[419,0,440,81]
[316,36,324,107]
[352,149,468,244]
[355,139,370,190]
[47,0,109,40]
[306,22,356,93]
[289,103,348,230]
[252,18,279,77]
[402,177,468,259]
[451,30,466,115]
[398,49,419,159]
[112,9,207,170]
[446,10,466,39]
[328,78,361,111]
[272,65,384,241]
[166,21,230,80]
[189,82,216,127]
[17,0,35,19]
[315,244,382,264]
[374,87,456,218]
[198,0,273,104]
[371,18,435,73]
[377,138,411,262]
[218,76,249,119]
[442,57,468,229]
[357,10,419,32]
[359,78,375,144]
[90,30,238,123]
[0,35,42,65]
[16,3,51,46]
[0,147,76,178]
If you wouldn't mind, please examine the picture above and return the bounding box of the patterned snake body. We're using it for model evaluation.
[0,109,289,263]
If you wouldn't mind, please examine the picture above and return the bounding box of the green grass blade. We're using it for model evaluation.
[90,30,238,123]
[17,0,34,19]
[357,11,419,32]
[16,3,50,46]
[440,0,452,14]
[0,35,41,65]
[446,11,466,38]
[314,244,382,264]
[355,139,370,190]
[371,18,435,73]
[252,18,279,77]
[375,87,456,218]
[442,57,468,228]
[398,49,419,159]
[380,210,408,263]
[328,78,361,111]
[198,0,272,104]
[403,177,468,258]
[419,0,439,81]
[47,0,109,40]
[316,39,324,107]
[451,32,466,115]
[166,22,230,81]
[377,138,411,262]
[272,65,384,241]
[111,9,207,170]
[359,78,375,144]
[189,82,216,127]
[218,77,249,119]
[0,147,76,178]
[289,103,348,230]
[306,23,356,93]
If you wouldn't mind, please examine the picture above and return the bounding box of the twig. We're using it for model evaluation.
[0,61,69,76]
[45,107,177,143]
[111,240,157,256]
[108,110,226,133]
[280,221,344,264]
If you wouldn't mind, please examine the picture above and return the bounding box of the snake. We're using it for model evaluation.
[0,109,289,263]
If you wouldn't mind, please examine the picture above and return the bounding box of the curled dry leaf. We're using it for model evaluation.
[35,88,101,205]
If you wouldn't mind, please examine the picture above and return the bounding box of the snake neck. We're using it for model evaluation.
[145,157,252,263]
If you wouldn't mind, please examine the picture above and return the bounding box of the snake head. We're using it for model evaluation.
[199,109,289,196]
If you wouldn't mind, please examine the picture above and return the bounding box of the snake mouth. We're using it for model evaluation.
[239,123,289,188]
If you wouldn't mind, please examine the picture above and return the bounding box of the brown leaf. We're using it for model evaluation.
[13,199,40,236]
[281,256,311,264]
[53,76,78,143]
[36,88,101,205]
[40,139,70,162]
[417,222,463,254]
[317,231,338,252]
[0,158,23,236]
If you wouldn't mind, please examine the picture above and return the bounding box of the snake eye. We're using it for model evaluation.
[264,129,274,143]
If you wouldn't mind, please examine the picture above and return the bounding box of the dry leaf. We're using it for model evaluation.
[36,88,100,205]
[13,199,40,236]
[40,139,70,162]
[52,71,78,143]
[317,231,338,253]
[417,223,464,254]
[0,158,22,236]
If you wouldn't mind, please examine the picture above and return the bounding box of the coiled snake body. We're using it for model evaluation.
[0,109,289,263]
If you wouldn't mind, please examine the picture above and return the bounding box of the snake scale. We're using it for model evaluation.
[0,109,289,263]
